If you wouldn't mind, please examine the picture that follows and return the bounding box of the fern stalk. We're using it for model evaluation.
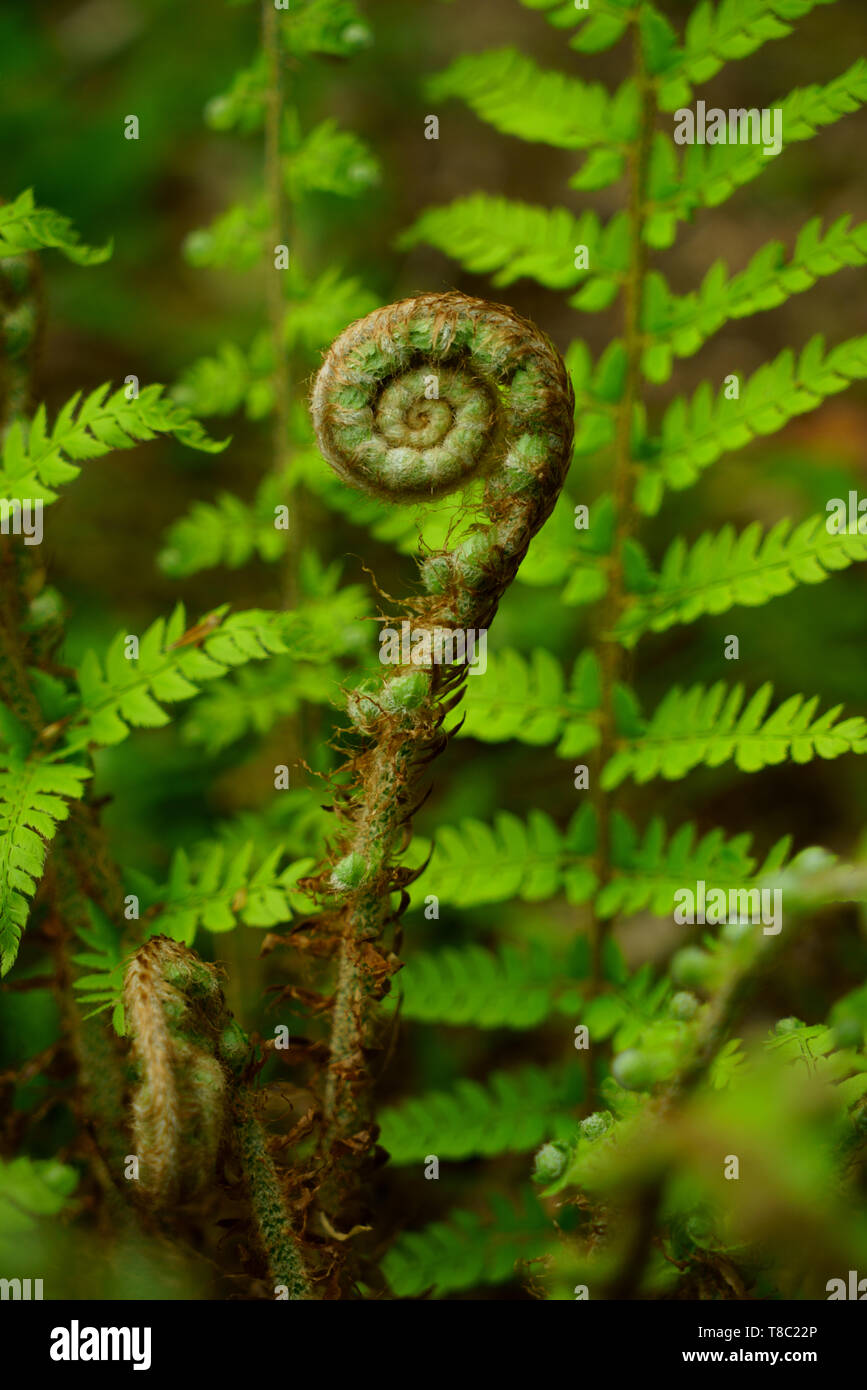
[309,291,574,1239]
[262,0,297,609]
[591,21,656,987]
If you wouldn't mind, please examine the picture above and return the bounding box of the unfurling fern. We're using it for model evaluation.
[123,936,310,1297]
[305,293,574,1235]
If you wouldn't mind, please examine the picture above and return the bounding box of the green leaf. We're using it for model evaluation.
[158,476,288,577]
[0,1156,78,1236]
[408,806,598,910]
[617,515,867,641]
[387,940,581,1029]
[516,0,632,54]
[283,117,379,199]
[597,813,791,919]
[398,196,611,291]
[205,52,268,133]
[0,384,227,508]
[281,0,372,57]
[635,335,867,514]
[642,217,867,377]
[129,843,315,946]
[0,754,91,975]
[651,58,867,241]
[0,189,112,265]
[660,0,841,109]
[380,1064,584,1164]
[457,648,601,757]
[184,198,269,272]
[62,606,292,754]
[428,48,637,151]
[382,1190,550,1297]
[602,682,867,787]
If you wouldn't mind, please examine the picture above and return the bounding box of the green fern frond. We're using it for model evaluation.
[61,606,291,754]
[283,266,378,356]
[398,195,617,291]
[766,1022,867,1107]
[602,682,867,787]
[408,806,598,910]
[0,189,112,265]
[205,52,268,133]
[283,117,379,198]
[158,478,287,578]
[428,47,637,151]
[635,334,867,514]
[172,337,272,419]
[184,198,269,272]
[382,1190,550,1298]
[405,804,781,920]
[597,812,792,918]
[457,649,601,757]
[517,0,632,53]
[0,754,91,975]
[650,58,867,244]
[641,215,867,381]
[128,842,315,944]
[181,658,339,753]
[659,0,840,110]
[282,0,371,58]
[71,900,127,1031]
[380,1064,584,1165]
[172,278,375,424]
[617,514,867,642]
[0,384,227,507]
[389,941,581,1029]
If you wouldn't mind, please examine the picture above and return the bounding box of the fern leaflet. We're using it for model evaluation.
[0,384,227,506]
[0,189,111,265]
[380,1064,584,1165]
[602,682,867,787]
[635,334,867,514]
[617,514,867,641]
[0,754,91,975]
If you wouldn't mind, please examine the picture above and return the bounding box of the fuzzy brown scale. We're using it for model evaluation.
[308,292,574,1246]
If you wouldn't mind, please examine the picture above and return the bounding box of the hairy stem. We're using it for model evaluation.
[309,292,574,1247]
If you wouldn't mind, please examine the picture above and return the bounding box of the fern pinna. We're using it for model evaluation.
[375,0,867,1299]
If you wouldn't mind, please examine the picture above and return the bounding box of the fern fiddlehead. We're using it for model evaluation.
[309,292,574,1227]
[124,936,311,1297]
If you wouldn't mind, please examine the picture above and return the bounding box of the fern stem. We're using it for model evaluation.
[590,26,657,987]
[310,292,574,1239]
[262,0,299,612]
[234,1090,313,1299]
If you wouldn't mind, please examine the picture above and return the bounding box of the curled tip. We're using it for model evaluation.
[310,291,574,512]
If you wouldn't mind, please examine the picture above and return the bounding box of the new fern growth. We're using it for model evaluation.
[307,291,573,1231]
